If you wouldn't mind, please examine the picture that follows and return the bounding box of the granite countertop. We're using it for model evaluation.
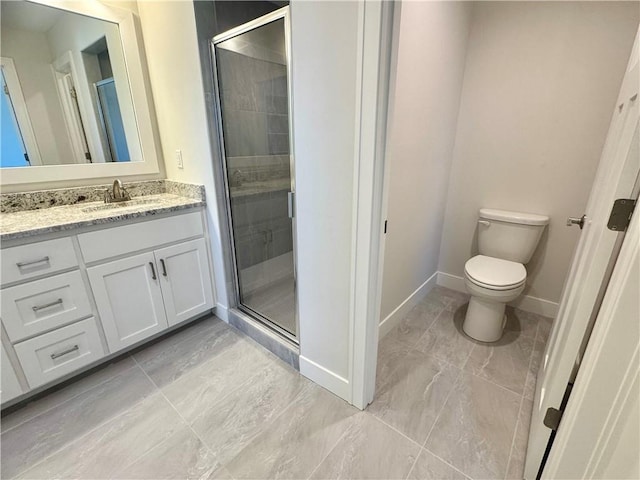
[0,193,205,241]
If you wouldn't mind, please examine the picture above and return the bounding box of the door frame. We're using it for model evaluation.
[210,6,300,344]
[348,0,395,409]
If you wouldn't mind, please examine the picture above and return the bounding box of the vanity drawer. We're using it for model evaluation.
[78,211,204,263]
[1,238,78,286]
[1,271,93,343]
[14,318,104,389]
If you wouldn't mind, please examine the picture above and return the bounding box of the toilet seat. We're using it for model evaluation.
[464,255,526,291]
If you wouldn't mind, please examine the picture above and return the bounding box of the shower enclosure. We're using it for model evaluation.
[212,7,297,341]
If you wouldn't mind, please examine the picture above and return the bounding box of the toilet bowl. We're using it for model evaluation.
[463,255,526,342]
[462,208,549,342]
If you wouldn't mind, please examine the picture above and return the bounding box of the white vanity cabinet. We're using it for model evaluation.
[0,207,216,407]
[88,238,214,352]
[88,252,169,352]
[154,239,214,326]
[82,212,214,353]
[1,343,23,403]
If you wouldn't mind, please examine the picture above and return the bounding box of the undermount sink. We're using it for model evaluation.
[82,197,161,213]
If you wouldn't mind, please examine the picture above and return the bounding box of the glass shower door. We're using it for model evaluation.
[213,9,297,340]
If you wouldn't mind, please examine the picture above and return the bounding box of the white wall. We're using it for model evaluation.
[380,1,472,321]
[136,1,229,313]
[0,27,73,165]
[291,1,359,386]
[438,2,639,304]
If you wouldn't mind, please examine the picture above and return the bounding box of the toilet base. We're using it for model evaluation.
[463,296,507,342]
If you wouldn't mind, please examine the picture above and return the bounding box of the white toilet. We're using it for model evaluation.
[463,208,549,342]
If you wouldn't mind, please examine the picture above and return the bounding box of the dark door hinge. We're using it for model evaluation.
[384,220,388,234]
[607,199,636,231]
[543,407,563,431]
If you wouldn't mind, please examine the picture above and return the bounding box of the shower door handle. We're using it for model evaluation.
[287,191,295,219]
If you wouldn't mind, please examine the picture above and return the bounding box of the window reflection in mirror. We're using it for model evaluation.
[0,1,139,167]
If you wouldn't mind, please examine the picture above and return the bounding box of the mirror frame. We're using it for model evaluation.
[0,0,162,191]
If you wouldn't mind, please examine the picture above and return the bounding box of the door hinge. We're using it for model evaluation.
[543,407,563,431]
[384,220,388,234]
[607,199,636,231]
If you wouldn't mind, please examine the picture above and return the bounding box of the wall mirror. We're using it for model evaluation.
[0,0,161,191]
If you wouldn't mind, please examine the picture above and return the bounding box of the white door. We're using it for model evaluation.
[524,28,640,479]
[154,239,214,326]
[88,252,168,352]
[542,191,640,479]
[1,342,23,404]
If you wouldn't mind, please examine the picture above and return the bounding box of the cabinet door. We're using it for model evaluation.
[88,252,168,352]
[154,239,214,326]
[1,343,23,404]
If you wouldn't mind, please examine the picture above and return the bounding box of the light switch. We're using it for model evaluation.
[175,149,184,169]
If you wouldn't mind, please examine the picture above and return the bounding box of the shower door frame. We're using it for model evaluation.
[210,6,299,344]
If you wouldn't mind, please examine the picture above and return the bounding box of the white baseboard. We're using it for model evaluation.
[379,271,439,338]
[436,272,467,294]
[299,355,350,401]
[436,271,559,318]
[214,302,229,322]
[510,294,559,319]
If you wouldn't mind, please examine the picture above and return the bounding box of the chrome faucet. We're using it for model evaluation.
[104,179,131,203]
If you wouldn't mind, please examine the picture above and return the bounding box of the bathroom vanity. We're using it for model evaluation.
[0,182,215,407]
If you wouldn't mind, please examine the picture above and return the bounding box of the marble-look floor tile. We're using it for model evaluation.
[384,297,447,350]
[431,286,469,311]
[507,309,540,340]
[506,398,534,480]
[116,426,225,479]
[369,350,460,444]
[376,335,411,389]
[535,314,554,343]
[1,366,156,479]
[425,372,521,480]
[408,449,469,480]
[16,393,184,479]
[134,318,234,387]
[162,335,273,421]
[464,330,534,395]
[191,358,308,463]
[225,383,358,480]
[310,412,420,480]
[524,332,547,401]
[1,355,136,433]
[415,306,476,368]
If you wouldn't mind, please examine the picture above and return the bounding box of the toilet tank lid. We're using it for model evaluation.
[479,208,550,226]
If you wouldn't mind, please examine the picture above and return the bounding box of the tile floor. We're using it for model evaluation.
[0,286,552,480]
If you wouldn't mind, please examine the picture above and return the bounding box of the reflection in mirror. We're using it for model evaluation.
[0,1,140,168]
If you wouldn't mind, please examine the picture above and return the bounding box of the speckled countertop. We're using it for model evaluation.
[1,192,205,242]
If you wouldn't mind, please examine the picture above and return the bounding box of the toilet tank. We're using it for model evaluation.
[477,208,550,263]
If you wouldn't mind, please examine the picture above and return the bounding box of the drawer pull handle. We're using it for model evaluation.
[149,262,157,280]
[50,344,79,360]
[160,259,168,277]
[32,298,63,312]
[16,256,50,268]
